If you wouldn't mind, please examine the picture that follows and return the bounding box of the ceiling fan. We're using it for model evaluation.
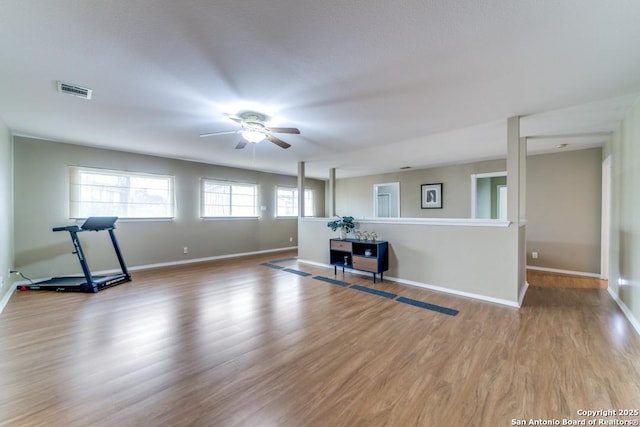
[200,111,300,149]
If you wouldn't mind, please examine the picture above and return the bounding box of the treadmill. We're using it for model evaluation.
[20,216,132,293]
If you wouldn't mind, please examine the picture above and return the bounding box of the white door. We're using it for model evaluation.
[377,194,390,217]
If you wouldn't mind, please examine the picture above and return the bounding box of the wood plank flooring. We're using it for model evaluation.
[527,269,608,289]
[1,251,639,426]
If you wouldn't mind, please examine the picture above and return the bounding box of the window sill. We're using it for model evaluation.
[201,217,260,221]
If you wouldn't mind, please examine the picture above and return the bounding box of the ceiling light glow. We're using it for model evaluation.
[241,130,265,143]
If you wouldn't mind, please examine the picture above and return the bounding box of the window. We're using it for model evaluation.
[276,187,314,217]
[69,167,175,219]
[201,179,258,217]
[277,187,297,217]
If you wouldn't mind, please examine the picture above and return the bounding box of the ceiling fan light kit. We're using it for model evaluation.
[200,110,300,150]
[241,130,266,143]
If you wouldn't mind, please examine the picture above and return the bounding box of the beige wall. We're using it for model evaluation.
[299,218,520,304]
[607,99,640,329]
[334,150,603,274]
[0,118,13,308]
[13,137,325,279]
[526,148,603,274]
[300,121,523,307]
[335,159,507,218]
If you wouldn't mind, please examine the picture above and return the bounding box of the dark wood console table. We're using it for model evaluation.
[329,238,389,283]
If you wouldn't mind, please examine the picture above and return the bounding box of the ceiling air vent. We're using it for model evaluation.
[57,81,92,100]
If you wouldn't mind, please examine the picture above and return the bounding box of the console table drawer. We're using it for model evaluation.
[352,256,378,273]
[330,240,352,251]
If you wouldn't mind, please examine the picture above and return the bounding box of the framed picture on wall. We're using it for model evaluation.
[421,183,443,209]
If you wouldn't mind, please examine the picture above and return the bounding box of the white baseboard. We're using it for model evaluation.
[127,246,298,273]
[519,281,529,306]
[0,287,13,314]
[608,287,640,337]
[526,265,601,278]
[389,275,521,308]
[297,259,329,269]
[298,259,521,308]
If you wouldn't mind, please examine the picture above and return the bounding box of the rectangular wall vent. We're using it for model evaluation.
[57,81,92,99]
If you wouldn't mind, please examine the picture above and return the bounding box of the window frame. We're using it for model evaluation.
[69,166,176,220]
[200,178,259,219]
[276,186,314,217]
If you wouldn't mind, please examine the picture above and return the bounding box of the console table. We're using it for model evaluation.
[329,238,389,283]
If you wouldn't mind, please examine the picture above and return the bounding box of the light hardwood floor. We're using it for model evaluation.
[1,251,639,426]
[527,269,608,289]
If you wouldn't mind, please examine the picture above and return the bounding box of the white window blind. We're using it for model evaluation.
[201,179,258,217]
[276,187,314,217]
[69,167,175,219]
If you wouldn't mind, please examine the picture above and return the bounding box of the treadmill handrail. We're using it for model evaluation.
[52,216,119,233]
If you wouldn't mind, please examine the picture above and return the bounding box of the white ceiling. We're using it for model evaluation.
[1,0,639,179]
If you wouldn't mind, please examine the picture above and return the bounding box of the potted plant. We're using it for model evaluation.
[327,215,355,239]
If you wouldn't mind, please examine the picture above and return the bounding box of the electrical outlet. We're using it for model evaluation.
[532,251,539,259]
[183,246,189,254]
[289,237,293,242]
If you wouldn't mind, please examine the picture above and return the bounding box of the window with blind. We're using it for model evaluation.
[69,167,175,219]
[201,179,258,218]
[276,187,314,217]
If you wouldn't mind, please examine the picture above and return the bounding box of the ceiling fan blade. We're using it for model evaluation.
[199,130,239,138]
[267,127,300,134]
[235,140,247,149]
[228,117,242,124]
[266,134,291,149]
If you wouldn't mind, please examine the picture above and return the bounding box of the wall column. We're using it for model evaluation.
[507,116,527,302]
[298,161,305,218]
[507,117,521,223]
[328,167,336,217]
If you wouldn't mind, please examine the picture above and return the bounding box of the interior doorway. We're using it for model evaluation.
[373,182,400,218]
[470,171,507,219]
[376,193,390,217]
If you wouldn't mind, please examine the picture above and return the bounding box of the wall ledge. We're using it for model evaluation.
[301,217,511,227]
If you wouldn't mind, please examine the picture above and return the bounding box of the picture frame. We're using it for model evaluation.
[421,183,443,209]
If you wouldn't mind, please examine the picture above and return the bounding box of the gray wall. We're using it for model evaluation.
[336,159,507,218]
[526,148,603,274]
[607,100,640,328]
[333,149,603,274]
[299,218,520,304]
[0,119,13,307]
[299,136,524,306]
[13,137,325,278]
